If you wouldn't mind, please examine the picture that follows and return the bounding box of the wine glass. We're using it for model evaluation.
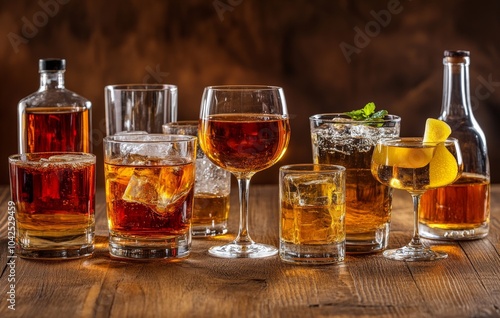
[199,85,291,258]
[371,137,463,261]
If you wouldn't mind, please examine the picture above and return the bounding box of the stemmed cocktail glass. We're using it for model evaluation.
[371,137,463,261]
[199,85,291,258]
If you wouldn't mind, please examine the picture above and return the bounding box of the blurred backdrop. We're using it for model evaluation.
[1,0,499,186]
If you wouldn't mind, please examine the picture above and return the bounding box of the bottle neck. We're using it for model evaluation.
[39,71,65,90]
[440,57,473,120]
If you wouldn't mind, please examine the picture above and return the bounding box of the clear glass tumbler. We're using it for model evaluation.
[105,84,177,136]
[279,164,346,265]
[103,134,196,260]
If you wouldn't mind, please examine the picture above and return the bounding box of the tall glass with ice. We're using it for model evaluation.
[310,114,400,253]
[103,134,196,260]
[9,152,96,259]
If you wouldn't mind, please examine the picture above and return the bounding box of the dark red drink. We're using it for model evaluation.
[105,159,195,238]
[9,152,96,259]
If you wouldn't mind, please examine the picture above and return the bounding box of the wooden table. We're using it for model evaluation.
[1,184,499,317]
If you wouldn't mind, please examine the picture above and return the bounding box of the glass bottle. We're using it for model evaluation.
[18,58,92,153]
[420,50,490,240]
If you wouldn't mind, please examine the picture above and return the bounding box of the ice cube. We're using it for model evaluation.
[157,164,194,209]
[298,178,333,206]
[122,161,194,215]
[114,131,148,137]
[195,158,230,195]
[350,124,375,138]
[286,174,337,207]
[38,154,92,169]
[122,167,160,208]
[119,141,173,165]
[47,154,87,162]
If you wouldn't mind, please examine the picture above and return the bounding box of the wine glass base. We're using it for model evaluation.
[208,242,278,259]
[383,245,448,262]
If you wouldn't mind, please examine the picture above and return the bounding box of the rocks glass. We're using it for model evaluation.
[103,134,196,260]
[279,164,346,265]
[9,152,96,259]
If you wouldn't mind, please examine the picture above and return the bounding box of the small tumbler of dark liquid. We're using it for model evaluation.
[9,152,96,259]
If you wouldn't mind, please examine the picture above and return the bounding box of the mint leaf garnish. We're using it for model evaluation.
[345,102,388,122]
[371,109,388,119]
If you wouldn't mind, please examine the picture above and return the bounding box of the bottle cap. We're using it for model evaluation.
[39,58,66,72]
[443,50,470,65]
[444,50,470,57]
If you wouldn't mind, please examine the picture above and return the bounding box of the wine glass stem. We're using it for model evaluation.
[409,193,425,248]
[234,176,254,245]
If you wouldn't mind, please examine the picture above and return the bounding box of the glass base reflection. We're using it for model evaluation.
[208,242,278,259]
[383,245,447,262]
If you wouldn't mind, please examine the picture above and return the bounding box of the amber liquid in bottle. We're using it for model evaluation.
[24,107,90,153]
[420,174,490,230]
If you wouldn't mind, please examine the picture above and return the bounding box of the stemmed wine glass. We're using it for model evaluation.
[199,85,291,258]
[371,137,463,261]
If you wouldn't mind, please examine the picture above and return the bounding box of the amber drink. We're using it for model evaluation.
[9,152,96,259]
[199,114,290,173]
[163,121,231,237]
[199,85,290,258]
[420,174,490,239]
[310,114,400,253]
[104,134,196,260]
[279,164,346,264]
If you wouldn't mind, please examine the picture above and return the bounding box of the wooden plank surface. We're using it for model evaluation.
[1,185,499,317]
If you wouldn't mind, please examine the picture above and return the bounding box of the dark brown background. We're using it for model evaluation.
[1,0,499,186]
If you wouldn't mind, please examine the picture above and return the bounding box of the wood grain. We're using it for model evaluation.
[1,185,499,317]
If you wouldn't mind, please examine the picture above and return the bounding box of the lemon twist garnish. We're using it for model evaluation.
[423,118,452,144]
[423,118,458,187]
[429,143,459,187]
